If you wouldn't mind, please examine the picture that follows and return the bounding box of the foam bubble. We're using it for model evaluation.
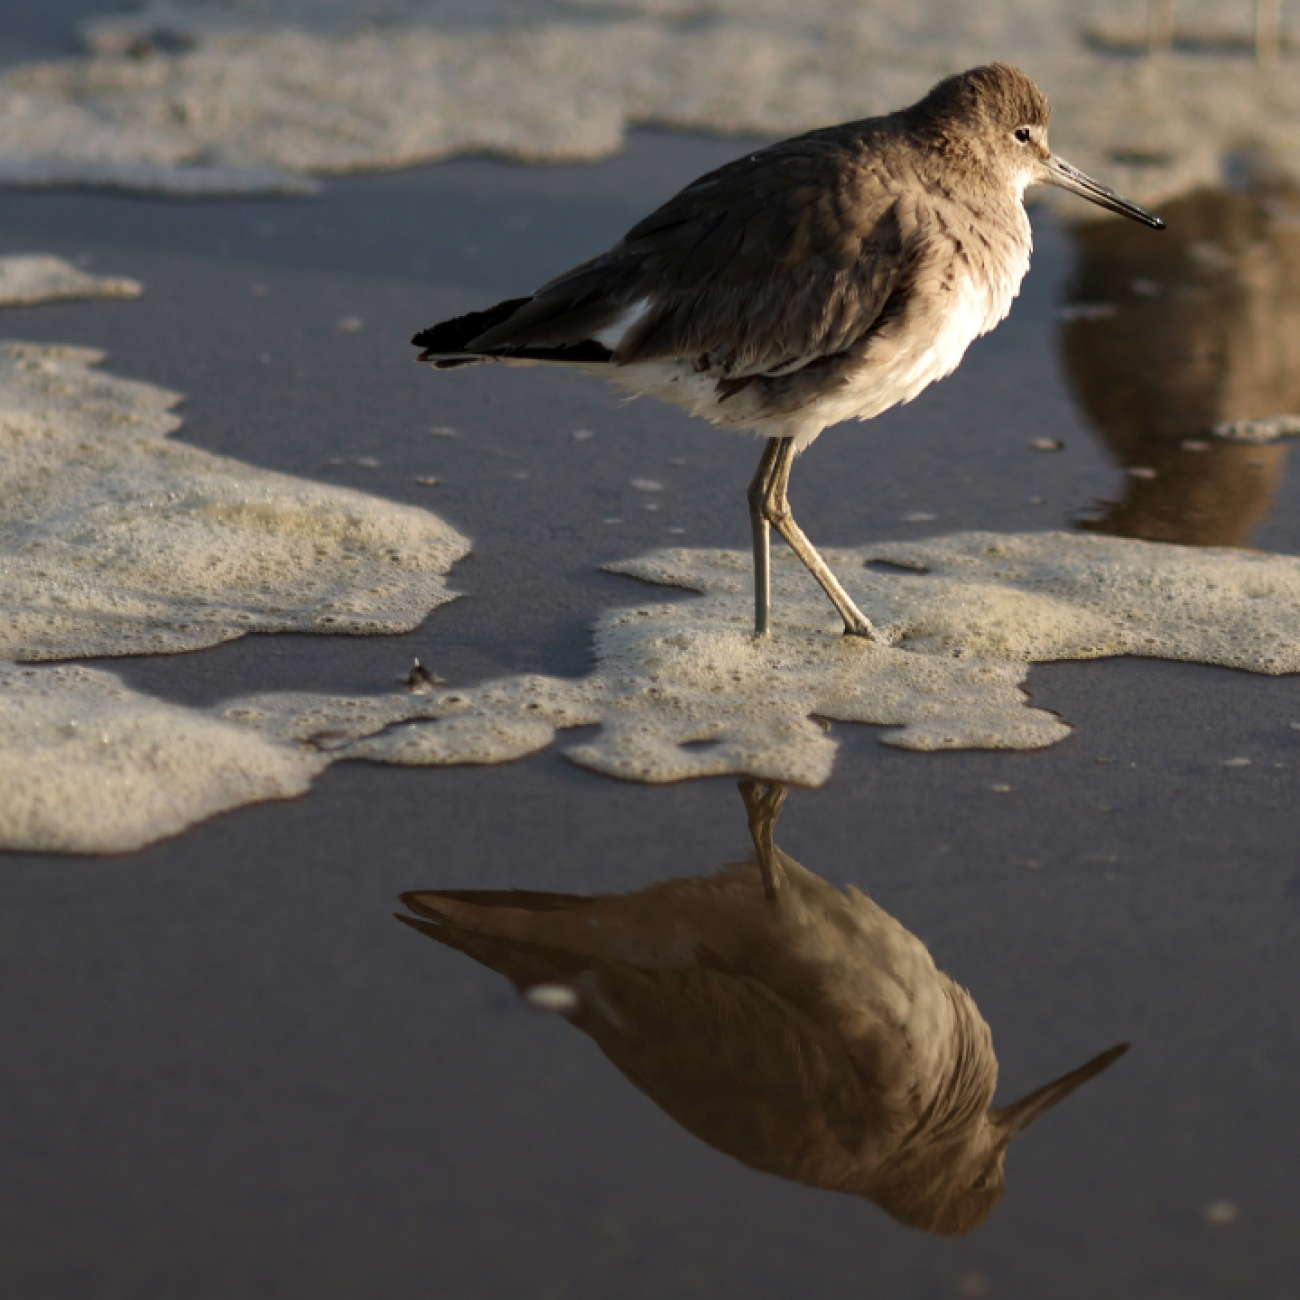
[0,255,141,306]
[0,341,469,661]
[1213,415,1300,444]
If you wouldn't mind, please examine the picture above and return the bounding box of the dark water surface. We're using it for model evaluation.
[2,11,1300,1295]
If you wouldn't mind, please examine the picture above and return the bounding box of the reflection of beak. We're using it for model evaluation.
[1043,156,1166,229]
[992,1042,1130,1140]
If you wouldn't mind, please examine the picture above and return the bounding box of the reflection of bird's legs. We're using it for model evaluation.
[1257,0,1280,63]
[1147,0,1280,62]
[1146,0,1174,53]
[747,436,878,640]
[738,779,789,900]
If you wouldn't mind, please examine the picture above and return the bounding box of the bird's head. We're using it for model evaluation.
[909,64,1164,229]
[870,1041,1129,1235]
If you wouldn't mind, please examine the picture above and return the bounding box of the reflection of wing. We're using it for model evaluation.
[574,954,903,1184]
[397,893,595,987]
[398,889,902,1187]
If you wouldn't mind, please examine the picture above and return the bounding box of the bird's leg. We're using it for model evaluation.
[746,438,783,639]
[738,779,788,900]
[756,437,879,640]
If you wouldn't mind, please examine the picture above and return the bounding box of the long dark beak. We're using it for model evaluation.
[1044,156,1165,229]
[990,1042,1130,1140]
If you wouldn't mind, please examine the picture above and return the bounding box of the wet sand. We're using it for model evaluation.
[4,11,1300,1298]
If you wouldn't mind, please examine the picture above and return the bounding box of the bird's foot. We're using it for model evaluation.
[841,617,880,641]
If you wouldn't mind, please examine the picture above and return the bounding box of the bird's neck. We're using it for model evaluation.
[905,986,999,1147]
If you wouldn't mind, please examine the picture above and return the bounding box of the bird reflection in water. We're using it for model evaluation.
[397,783,1126,1235]
[1063,183,1300,546]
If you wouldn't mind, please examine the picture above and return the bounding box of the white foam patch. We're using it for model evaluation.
[320,532,1300,780]
[1213,414,1300,444]
[12,529,1300,851]
[0,662,328,854]
[0,341,469,660]
[0,255,141,306]
[859,531,1300,673]
[0,1,1296,202]
[329,568,1067,784]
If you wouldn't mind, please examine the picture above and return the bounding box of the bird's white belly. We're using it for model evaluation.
[602,358,748,419]
[838,278,1009,424]
[599,257,1025,451]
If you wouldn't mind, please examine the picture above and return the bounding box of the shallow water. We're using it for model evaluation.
[2,28,1300,1296]
[1063,184,1300,547]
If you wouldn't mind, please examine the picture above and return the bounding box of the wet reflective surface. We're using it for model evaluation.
[1063,184,1300,545]
[400,781,1127,1236]
[2,10,1300,1288]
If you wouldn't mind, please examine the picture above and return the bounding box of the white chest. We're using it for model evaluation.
[839,217,1033,422]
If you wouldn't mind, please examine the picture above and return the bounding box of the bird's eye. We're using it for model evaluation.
[1013,127,1032,144]
[971,1173,990,1190]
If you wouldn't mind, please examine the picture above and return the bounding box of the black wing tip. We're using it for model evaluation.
[415,352,483,368]
[411,297,533,355]
[412,296,615,367]
[508,340,615,364]
[415,341,615,367]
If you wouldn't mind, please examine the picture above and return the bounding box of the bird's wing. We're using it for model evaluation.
[467,130,917,377]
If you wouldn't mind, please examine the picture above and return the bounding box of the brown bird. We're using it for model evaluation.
[414,63,1163,640]
[397,781,1127,1234]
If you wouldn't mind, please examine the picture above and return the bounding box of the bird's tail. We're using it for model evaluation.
[413,295,617,368]
[402,888,598,920]
[396,889,596,990]
[411,298,532,368]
